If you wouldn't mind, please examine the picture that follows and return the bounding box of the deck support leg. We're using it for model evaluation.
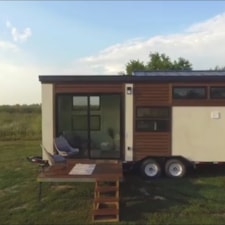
[38,182,42,201]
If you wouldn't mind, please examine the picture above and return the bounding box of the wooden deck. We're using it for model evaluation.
[37,159,123,222]
[37,159,123,183]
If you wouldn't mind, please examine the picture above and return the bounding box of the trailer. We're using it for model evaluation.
[39,70,225,178]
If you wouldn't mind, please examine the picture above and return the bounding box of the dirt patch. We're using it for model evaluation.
[10,203,28,212]
[0,189,5,197]
[51,185,75,190]
[5,185,19,193]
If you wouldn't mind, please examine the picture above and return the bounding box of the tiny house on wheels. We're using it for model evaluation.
[39,71,225,178]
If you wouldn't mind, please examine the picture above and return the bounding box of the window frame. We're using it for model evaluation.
[136,106,170,132]
[73,95,101,111]
[172,86,207,99]
[210,86,225,99]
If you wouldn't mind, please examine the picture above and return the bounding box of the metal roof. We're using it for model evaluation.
[39,70,225,83]
[132,70,225,76]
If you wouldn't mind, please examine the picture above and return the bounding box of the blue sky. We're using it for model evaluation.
[1,1,225,104]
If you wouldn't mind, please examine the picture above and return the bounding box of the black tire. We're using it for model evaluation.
[165,158,186,178]
[140,158,162,178]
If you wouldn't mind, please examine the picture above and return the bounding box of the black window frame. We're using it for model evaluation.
[172,86,207,99]
[136,107,170,132]
[210,86,225,99]
[73,95,101,111]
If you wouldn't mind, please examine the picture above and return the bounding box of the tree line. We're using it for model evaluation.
[0,104,41,113]
[123,52,225,75]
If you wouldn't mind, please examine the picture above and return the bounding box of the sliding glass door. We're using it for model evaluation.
[56,94,121,159]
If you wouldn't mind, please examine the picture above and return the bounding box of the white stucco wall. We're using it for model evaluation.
[125,84,133,161]
[41,84,54,159]
[172,106,225,162]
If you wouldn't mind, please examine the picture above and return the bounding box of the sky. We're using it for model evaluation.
[1,1,225,105]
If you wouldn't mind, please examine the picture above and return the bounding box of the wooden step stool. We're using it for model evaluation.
[92,178,120,222]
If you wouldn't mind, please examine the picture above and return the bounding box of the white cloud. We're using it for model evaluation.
[70,12,225,74]
[2,12,225,105]
[0,40,18,51]
[6,20,32,43]
[0,61,41,105]
[0,60,69,105]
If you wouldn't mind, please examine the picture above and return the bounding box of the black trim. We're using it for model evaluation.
[39,71,225,84]
[172,86,207,99]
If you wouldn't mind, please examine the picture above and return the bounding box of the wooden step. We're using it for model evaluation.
[95,178,120,183]
[92,209,119,223]
[94,197,119,203]
[95,186,119,193]
[92,215,119,223]
[93,208,119,216]
[93,177,120,222]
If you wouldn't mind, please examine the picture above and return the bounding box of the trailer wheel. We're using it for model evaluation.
[165,158,186,178]
[140,158,161,178]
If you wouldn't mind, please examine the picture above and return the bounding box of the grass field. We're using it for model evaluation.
[1,140,225,224]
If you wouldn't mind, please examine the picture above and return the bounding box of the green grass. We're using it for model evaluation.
[1,140,225,224]
[0,111,41,140]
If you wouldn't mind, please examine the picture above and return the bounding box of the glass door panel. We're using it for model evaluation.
[72,96,89,157]
[90,95,121,159]
[57,94,121,159]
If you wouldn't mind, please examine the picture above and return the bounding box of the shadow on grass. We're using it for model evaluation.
[190,163,225,178]
[120,164,225,222]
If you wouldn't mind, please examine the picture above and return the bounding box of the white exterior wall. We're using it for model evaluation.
[41,84,54,159]
[124,84,133,161]
[172,107,225,162]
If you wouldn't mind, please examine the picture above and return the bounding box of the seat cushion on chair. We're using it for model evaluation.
[55,135,79,155]
[52,154,66,163]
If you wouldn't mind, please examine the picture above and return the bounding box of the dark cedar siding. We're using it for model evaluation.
[135,83,171,105]
[134,133,170,160]
[55,83,124,93]
[134,83,171,161]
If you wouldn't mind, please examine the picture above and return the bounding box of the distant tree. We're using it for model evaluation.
[172,57,192,71]
[0,104,41,113]
[212,65,225,71]
[126,59,146,75]
[118,71,126,75]
[124,52,192,75]
[146,53,173,71]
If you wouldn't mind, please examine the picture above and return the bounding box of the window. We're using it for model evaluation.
[73,115,100,131]
[72,95,101,130]
[73,96,100,110]
[73,96,88,110]
[210,87,225,99]
[136,107,170,132]
[173,87,206,99]
[90,96,100,110]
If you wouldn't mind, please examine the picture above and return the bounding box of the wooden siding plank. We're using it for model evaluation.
[133,83,171,161]
[55,83,124,93]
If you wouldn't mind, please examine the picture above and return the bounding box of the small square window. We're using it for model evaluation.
[90,96,100,110]
[73,96,88,110]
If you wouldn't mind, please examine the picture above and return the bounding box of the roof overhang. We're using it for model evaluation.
[39,71,225,84]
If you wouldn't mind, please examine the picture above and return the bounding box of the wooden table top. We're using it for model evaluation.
[37,159,123,183]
